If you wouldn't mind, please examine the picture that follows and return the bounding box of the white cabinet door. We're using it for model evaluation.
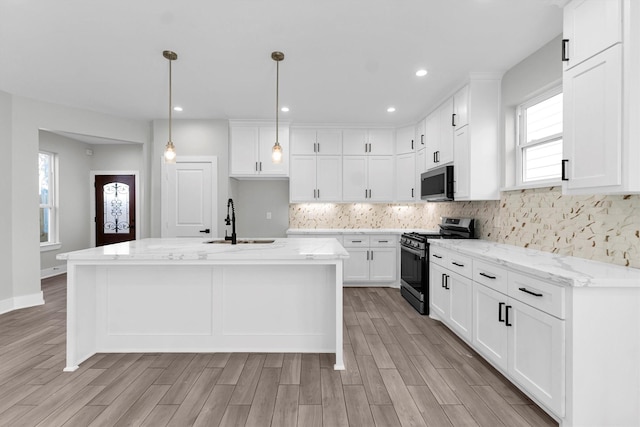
[508,298,565,417]
[369,248,396,282]
[342,129,368,155]
[448,271,473,342]
[453,84,469,128]
[438,98,454,165]
[344,248,370,282]
[416,148,426,180]
[290,129,318,155]
[316,130,343,155]
[425,112,439,170]
[416,118,426,150]
[258,127,289,175]
[453,126,470,200]
[430,263,449,319]
[316,156,342,201]
[563,44,622,192]
[342,156,368,201]
[368,156,394,201]
[396,152,416,201]
[473,283,508,371]
[290,155,317,202]
[368,129,394,155]
[230,127,259,175]
[563,0,622,70]
[396,125,416,154]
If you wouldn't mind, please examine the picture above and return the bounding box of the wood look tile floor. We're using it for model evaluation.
[0,275,559,427]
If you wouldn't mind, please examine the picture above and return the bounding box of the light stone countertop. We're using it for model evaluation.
[286,228,440,235]
[428,239,640,288]
[57,238,349,262]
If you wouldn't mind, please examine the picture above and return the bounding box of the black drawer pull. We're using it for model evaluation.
[444,275,450,290]
[351,240,362,243]
[479,272,496,280]
[562,39,569,62]
[519,287,543,297]
[451,261,464,267]
[432,254,442,259]
[378,240,389,243]
[498,302,505,323]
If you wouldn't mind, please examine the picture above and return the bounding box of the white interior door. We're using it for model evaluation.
[162,156,217,238]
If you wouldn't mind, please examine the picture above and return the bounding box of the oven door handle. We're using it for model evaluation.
[401,245,425,258]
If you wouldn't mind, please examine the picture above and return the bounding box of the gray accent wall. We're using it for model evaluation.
[232,180,290,238]
[0,91,12,302]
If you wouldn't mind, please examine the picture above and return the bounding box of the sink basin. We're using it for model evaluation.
[204,239,275,244]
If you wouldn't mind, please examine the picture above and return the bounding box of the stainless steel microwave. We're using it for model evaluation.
[421,165,454,201]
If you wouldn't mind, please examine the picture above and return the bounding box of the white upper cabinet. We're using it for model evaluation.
[342,155,394,202]
[290,154,342,202]
[343,129,394,155]
[562,0,639,195]
[290,128,342,155]
[395,152,416,202]
[396,125,416,154]
[229,122,289,177]
[562,0,622,70]
[426,98,454,170]
[453,84,469,128]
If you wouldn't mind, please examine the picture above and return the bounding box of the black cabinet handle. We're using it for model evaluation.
[318,143,320,153]
[562,159,569,181]
[433,152,436,163]
[479,272,496,280]
[199,228,210,234]
[498,302,505,323]
[351,240,362,243]
[505,305,512,326]
[562,39,569,62]
[432,254,442,259]
[441,273,446,288]
[411,139,414,150]
[317,189,320,198]
[445,275,450,290]
[436,151,440,163]
[411,188,414,198]
[451,261,465,267]
[452,113,456,127]
[421,134,424,145]
[519,287,543,297]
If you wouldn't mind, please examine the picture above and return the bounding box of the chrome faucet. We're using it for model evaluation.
[224,198,237,244]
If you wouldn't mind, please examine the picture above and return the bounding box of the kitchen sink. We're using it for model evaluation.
[204,239,275,244]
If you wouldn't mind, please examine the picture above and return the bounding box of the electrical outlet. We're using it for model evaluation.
[266,212,272,220]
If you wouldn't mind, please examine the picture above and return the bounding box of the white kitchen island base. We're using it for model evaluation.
[59,238,347,372]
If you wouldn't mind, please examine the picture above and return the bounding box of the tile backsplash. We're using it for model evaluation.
[289,187,640,268]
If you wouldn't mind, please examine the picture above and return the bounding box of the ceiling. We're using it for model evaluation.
[0,0,564,126]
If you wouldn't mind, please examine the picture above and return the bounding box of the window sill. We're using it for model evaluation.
[40,243,62,252]
[501,181,562,192]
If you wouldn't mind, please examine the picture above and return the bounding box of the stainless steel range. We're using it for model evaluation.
[400,217,475,314]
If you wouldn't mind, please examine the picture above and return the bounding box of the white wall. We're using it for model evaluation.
[38,132,92,271]
[151,119,229,238]
[0,91,13,302]
[502,34,562,187]
[233,180,290,238]
[8,95,151,305]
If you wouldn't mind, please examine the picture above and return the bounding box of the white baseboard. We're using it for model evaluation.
[0,291,45,316]
[41,264,67,279]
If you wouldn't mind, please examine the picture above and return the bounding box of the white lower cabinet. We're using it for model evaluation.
[343,234,397,284]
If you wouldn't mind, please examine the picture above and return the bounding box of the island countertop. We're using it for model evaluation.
[57,237,349,262]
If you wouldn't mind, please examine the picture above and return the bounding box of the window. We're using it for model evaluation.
[517,88,563,185]
[39,151,58,246]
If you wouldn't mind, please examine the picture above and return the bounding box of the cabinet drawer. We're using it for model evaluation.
[473,260,508,295]
[508,272,565,319]
[369,235,396,247]
[343,235,370,247]
[429,246,448,267]
[446,251,472,279]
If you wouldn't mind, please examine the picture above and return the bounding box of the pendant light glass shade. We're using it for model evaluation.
[163,50,178,164]
[271,51,284,164]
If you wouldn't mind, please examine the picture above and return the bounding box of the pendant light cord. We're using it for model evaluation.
[275,58,279,144]
[168,57,172,143]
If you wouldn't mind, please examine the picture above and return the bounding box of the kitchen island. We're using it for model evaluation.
[57,237,348,372]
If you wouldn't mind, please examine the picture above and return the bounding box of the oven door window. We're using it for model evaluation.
[400,247,424,293]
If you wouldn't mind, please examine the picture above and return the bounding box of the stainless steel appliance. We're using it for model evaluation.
[421,165,454,201]
[400,217,474,314]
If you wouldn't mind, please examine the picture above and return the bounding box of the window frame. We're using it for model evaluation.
[515,86,563,187]
[39,151,60,251]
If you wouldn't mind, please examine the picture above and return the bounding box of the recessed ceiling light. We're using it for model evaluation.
[281,106,290,112]
[173,106,183,112]
[387,107,396,113]
[416,69,428,77]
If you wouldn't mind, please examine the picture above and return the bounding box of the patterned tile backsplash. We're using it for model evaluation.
[289,187,640,268]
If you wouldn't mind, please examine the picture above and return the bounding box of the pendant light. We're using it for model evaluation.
[163,50,178,163]
[271,51,285,164]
